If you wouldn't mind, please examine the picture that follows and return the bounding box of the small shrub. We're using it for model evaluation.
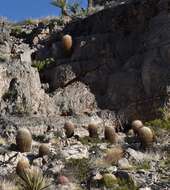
[145,118,170,131]
[134,160,151,171]
[116,178,138,190]
[23,19,37,25]
[39,144,50,157]
[79,136,102,145]
[64,121,75,138]
[2,89,17,102]
[16,128,32,152]
[102,173,117,188]
[10,26,22,36]
[31,58,55,72]
[88,123,98,138]
[104,146,124,165]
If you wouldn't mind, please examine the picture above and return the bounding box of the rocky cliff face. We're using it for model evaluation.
[34,0,170,123]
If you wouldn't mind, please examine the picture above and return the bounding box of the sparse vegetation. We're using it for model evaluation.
[10,26,23,36]
[79,136,102,145]
[115,178,138,190]
[102,173,117,188]
[31,58,55,72]
[66,158,91,182]
[145,118,170,131]
[104,146,124,165]
[2,89,17,101]
[134,160,151,171]
[23,19,37,25]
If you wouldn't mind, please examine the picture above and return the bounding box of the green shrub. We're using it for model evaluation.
[23,19,36,25]
[79,136,102,145]
[31,58,55,72]
[134,160,151,171]
[145,118,170,131]
[2,89,17,101]
[116,178,138,190]
[10,26,22,36]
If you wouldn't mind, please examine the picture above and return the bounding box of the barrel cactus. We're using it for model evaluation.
[39,144,50,157]
[16,128,32,152]
[138,126,155,148]
[104,126,117,143]
[88,123,98,138]
[62,34,72,52]
[64,121,75,138]
[131,120,143,135]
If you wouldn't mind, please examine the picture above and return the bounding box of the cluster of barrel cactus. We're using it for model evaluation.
[64,119,156,148]
[64,121,118,144]
[131,120,156,148]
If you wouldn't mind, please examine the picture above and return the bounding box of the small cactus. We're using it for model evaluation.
[131,120,143,135]
[104,126,117,143]
[62,34,72,52]
[64,121,75,138]
[39,144,49,157]
[138,126,155,148]
[16,128,32,152]
[16,159,30,176]
[88,124,98,138]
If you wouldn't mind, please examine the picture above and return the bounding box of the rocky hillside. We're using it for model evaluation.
[0,0,169,189]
